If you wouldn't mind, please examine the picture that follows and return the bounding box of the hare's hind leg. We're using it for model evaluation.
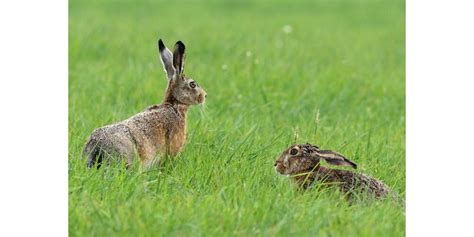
[87,140,136,169]
[141,155,162,171]
[83,126,137,169]
[83,137,105,169]
[85,145,103,169]
[110,133,138,168]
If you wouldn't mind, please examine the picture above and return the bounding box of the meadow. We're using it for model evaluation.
[69,0,405,236]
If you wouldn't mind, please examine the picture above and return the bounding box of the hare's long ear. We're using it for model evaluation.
[172,41,185,76]
[158,39,175,80]
[315,150,357,169]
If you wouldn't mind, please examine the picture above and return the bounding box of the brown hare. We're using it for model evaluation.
[274,143,392,200]
[83,39,207,169]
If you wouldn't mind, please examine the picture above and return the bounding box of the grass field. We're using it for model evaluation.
[69,0,405,236]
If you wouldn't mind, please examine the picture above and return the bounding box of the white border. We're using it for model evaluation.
[0,0,68,236]
[407,0,474,236]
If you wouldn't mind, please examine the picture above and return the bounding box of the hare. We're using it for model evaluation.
[274,143,392,200]
[83,39,207,169]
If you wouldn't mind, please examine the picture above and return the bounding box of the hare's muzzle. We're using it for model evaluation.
[274,159,286,174]
[274,160,282,167]
[198,91,207,104]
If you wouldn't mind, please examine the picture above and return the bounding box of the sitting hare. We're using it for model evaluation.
[83,39,207,169]
[274,143,392,200]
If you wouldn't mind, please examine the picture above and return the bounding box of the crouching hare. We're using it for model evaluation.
[275,143,393,201]
[83,39,207,169]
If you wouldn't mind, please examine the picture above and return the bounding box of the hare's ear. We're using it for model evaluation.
[172,41,185,76]
[158,39,175,80]
[315,150,357,169]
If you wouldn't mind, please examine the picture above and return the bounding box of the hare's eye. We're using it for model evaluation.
[189,81,196,89]
[290,148,298,155]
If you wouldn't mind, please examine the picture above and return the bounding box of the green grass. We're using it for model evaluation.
[69,0,405,236]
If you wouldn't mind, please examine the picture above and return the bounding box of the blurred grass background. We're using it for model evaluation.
[69,0,405,236]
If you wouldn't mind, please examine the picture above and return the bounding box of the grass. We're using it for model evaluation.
[69,0,405,236]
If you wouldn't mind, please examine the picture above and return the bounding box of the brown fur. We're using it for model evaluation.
[83,39,207,169]
[275,143,392,200]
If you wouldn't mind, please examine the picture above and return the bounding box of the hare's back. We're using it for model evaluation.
[348,172,391,197]
[322,169,390,198]
[129,105,183,128]
[94,123,134,143]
